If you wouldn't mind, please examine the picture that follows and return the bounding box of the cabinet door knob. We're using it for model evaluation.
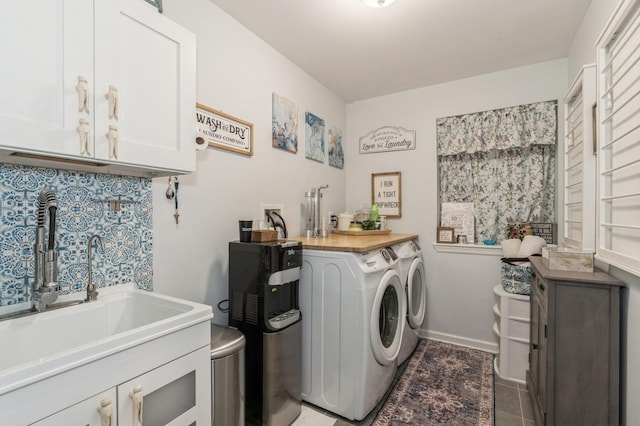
[532,343,539,350]
[77,118,91,156]
[539,282,545,292]
[97,397,114,426]
[129,384,144,426]
[76,76,90,113]
[105,85,119,120]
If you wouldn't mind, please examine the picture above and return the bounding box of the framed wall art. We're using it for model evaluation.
[272,92,298,153]
[195,103,253,156]
[372,171,401,217]
[437,227,455,243]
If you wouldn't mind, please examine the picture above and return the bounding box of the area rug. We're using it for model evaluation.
[373,339,494,425]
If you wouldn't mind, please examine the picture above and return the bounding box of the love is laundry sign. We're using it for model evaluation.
[359,126,416,154]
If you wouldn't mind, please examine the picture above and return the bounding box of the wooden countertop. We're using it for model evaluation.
[286,233,418,253]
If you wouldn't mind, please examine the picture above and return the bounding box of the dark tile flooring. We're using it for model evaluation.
[494,376,535,426]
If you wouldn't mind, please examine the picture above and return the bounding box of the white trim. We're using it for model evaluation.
[432,243,503,256]
[416,329,499,354]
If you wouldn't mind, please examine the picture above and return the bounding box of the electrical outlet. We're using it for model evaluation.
[260,204,284,227]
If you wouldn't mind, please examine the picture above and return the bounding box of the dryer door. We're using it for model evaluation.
[406,257,426,329]
[370,269,406,366]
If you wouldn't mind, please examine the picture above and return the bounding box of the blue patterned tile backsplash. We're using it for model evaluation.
[0,164,153,306]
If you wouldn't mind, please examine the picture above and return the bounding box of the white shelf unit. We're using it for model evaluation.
[492,284,530,384]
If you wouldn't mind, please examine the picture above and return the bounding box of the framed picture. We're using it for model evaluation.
[272,92,298,153]
[441,202,475,244]
[371,171,401,217]
[195,103,253,156]
[437,227,455,243]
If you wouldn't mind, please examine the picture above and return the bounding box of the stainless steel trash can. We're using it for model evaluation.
[211,324,246,426]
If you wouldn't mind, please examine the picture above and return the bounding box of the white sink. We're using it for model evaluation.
[0,285,213,394]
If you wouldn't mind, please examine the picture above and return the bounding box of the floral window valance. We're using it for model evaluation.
[436,100,557,156]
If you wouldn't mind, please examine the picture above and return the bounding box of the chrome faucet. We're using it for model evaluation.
[86,234,104,302]
[32,189,59,312]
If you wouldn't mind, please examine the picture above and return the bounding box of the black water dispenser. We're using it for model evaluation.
[229,240,302,425]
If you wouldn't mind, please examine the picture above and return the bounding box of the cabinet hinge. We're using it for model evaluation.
[528,351,531,364]
[544,324,547,338]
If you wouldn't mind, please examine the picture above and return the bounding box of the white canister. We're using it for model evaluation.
[337,213,354,231]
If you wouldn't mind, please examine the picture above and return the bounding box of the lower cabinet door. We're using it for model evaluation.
[31,389,117,426]
[117,346,211,426]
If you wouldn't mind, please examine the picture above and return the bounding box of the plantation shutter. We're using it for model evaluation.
[563,65,597,252]
[596,0,640,276]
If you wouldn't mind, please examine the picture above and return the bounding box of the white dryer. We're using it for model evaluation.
[299,247,406,421]
[392,239,426,365]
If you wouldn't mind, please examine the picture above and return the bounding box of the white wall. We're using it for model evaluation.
[567,0,618,80]
[346,59,569,351]
[152,0,347,323]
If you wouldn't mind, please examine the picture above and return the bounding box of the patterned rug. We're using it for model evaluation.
[373,339,494,425]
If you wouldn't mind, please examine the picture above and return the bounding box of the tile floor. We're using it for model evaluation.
[292,372,536,426]
[494,376,535,426]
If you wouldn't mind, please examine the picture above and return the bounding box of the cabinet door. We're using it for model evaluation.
[117,346,211,426]
[31,389,117,426]
[529,291,547,420]
[94,0,196,173]
[0,0,93,157]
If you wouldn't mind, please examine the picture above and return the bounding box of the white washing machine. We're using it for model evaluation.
[392,239,426,365]
[299,247,406,421]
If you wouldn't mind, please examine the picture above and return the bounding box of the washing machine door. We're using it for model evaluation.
[407,257,426,330]
[370,269,406,366]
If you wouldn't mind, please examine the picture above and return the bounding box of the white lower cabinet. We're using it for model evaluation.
[117,347,210,426]
[30,347,210,426]
[29,346,210,426]
[32,389,118,426]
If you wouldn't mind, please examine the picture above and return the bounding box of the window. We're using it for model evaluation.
[596,0,640,276]
[436,101,557,243]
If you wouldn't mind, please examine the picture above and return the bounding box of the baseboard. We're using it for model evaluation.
[417,329,499,354]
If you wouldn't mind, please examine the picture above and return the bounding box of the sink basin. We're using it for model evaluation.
[0,285,212,394]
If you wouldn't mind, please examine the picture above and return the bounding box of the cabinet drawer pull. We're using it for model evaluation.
[77,118,91,156]
[76,76,90,113]
[532,343,539,350]
[105,85,119,120]
[129,384,144,426]
[106,125,119,159]
[97,397,114,426]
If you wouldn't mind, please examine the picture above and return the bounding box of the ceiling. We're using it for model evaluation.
[208,0,593,103]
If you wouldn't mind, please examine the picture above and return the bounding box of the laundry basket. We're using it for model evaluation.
[500,258,532,295]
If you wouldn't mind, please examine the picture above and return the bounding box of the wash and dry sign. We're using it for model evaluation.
[359,126,416,154]
[195,103,253,156]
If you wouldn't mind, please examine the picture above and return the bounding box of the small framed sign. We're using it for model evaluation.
[437,227,455,243]
[372,171,402,217]
[196,103,253,156]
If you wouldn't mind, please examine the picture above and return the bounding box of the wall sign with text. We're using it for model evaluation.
[195,103,253,156]
[372,172,402,217]
[359,126,416,154]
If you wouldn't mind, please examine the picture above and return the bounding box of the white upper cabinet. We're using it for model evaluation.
[94,0,196,174]
[0,0,196,176]
[0,0,93,158]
